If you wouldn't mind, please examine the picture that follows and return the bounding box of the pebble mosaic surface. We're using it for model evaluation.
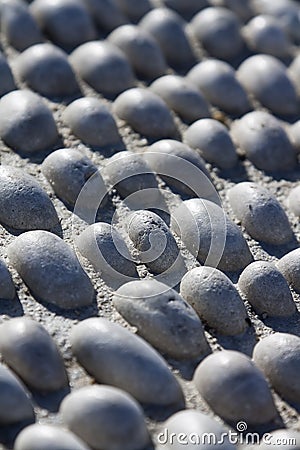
[2,0,300,449]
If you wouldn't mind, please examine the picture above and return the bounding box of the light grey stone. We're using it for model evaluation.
[0,52,16,97]
[277,248,300,293]
[287,120,300,153]
[0,258,15,300]
[288,185,300,216]
[82,0,126,31]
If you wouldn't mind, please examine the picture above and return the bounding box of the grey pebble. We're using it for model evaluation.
[228,181,293,244]
[187,59,250,115]
[0,363,34,425]
[61,385,150,450]
[8,230,94,309]
[193,350,277,425]
[113,279,210,359]
[253,333,300,404]
[62,97,121,147]
[0,165,59,231]
[71,317,184,406]
[0,89,58,153]
[108,24,167,80]
[287,120,300,153]
[30,0,96,50]
[150,75,211,123]
[210,0,254,22]
[139,8,195,68]
[191,7,244,61]
[289,54,300,95]
[14,43,79,97]
[277,248,300,293]
[161,0,209,19]
[180,267,249,336]
[230,111,296,171]
[114,88,177,138]
[257,429,300,450]
[237,54,298,116]
[115,0,152,22]
[0,258,15,300]
[288,185,300,216]
[0,52,15,97]
[171,198,253,272]
[82,0,126,31]
[0,317,68,392]
[14,424,90,450]
[184,118,238,169]
[238,261,296,317]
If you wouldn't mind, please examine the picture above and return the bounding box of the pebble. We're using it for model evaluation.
[184,118,238,169]
[62,97,121,147]
[191,7,244,61]
[230,111,296,171]
[0,317,68,392]
[253,333,300,404]
[150,75,211,123]
[113,279,209,359]
[114,88,177,138]
[257,429,300,450]
[69,41,135,97]
[187,59,250,115]
[0,363,34,425]
[211,0,254,22]
[228,181,294,244]
[71,317,184,405]
[0,0,43,51]
[193,350,277,425]
[0,258,15,300]
[14,43,79,97]
[30,0,96,50]
[238,261,296,317]
[289,54,300,95]
[139,8,195,68]
[8,230,94,309]
[0,89,58,153]
[288,185,300,216]
[180,267,249,335]
[0,52,15,98]
[171,198,253,272]
[82,0,126,31]
[161,0,209,19]
[237,54,298,116]
[0,165,59,231]
[15,424,90,450]
[288,120,300,153]
[108,24,167,80]
[76,222,137,280]
[277,248,300,293]
[115,0,152,22]
[61,385,150,450]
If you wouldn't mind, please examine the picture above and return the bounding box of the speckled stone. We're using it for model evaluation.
[194,350,277,425]
[0,90,58,153]
[8,230,94,309]
[71,318,184,405]
[288,185,300,216]
[115,0,152,22]
[0,258,15,300]
[0,52,16,97]
[82,0,126,31]
[277,248,300,293]
[228,181,294,244]
[257,429,300,450]
[61,385,151,450]
[113,279,210,359]
[0,317,68,392]
[180,267,249,335]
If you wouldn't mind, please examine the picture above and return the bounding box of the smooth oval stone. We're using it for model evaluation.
[193,350,277,425]
[8,230,94,309]
[230,111,296,171]
[0,363,34,425]
[0,165,59,231]
[82,0,126,31]
[187,59,250,115]
[0,318,68,391]
[0,90,58,153]
[113,279,210,359]
[253,333,300,404]
[184,118,238,169]
[76,222,137,281]
[15,424,90,450]
[70,41,135,96]
[191,7,243,61]
[71,317,184,405]
[61,385,150,450]
[114,88,177,138]
[277,248,300,293]
[239,261,296,317]
[108,25,167,80]
[161,0,209,19]
[171,198,253,272]
[63,97,120,147]
[14,43,78,97]
[211,0,254,22]
[288,185,300,216]
[237,54,298,116]
[228,181,293,244]
[0,258,15,300]
[30,0,96,50]
[115,0,152,22]
[139,8,195,69]
[0,52,16,97]
[150,75,211,123]
[157,410,236,450]
[0,0,43,51]
[258,429,300,450]
[180,267,249,336]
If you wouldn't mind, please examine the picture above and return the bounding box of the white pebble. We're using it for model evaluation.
[277,248,300,293]
[288,185,300,216]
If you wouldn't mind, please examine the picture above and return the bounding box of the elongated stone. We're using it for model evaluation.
[277,248,300,293]
[0,52,16,97]
[0,258,15,300]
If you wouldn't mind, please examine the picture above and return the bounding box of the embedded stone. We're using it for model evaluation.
[277,248,300,293]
